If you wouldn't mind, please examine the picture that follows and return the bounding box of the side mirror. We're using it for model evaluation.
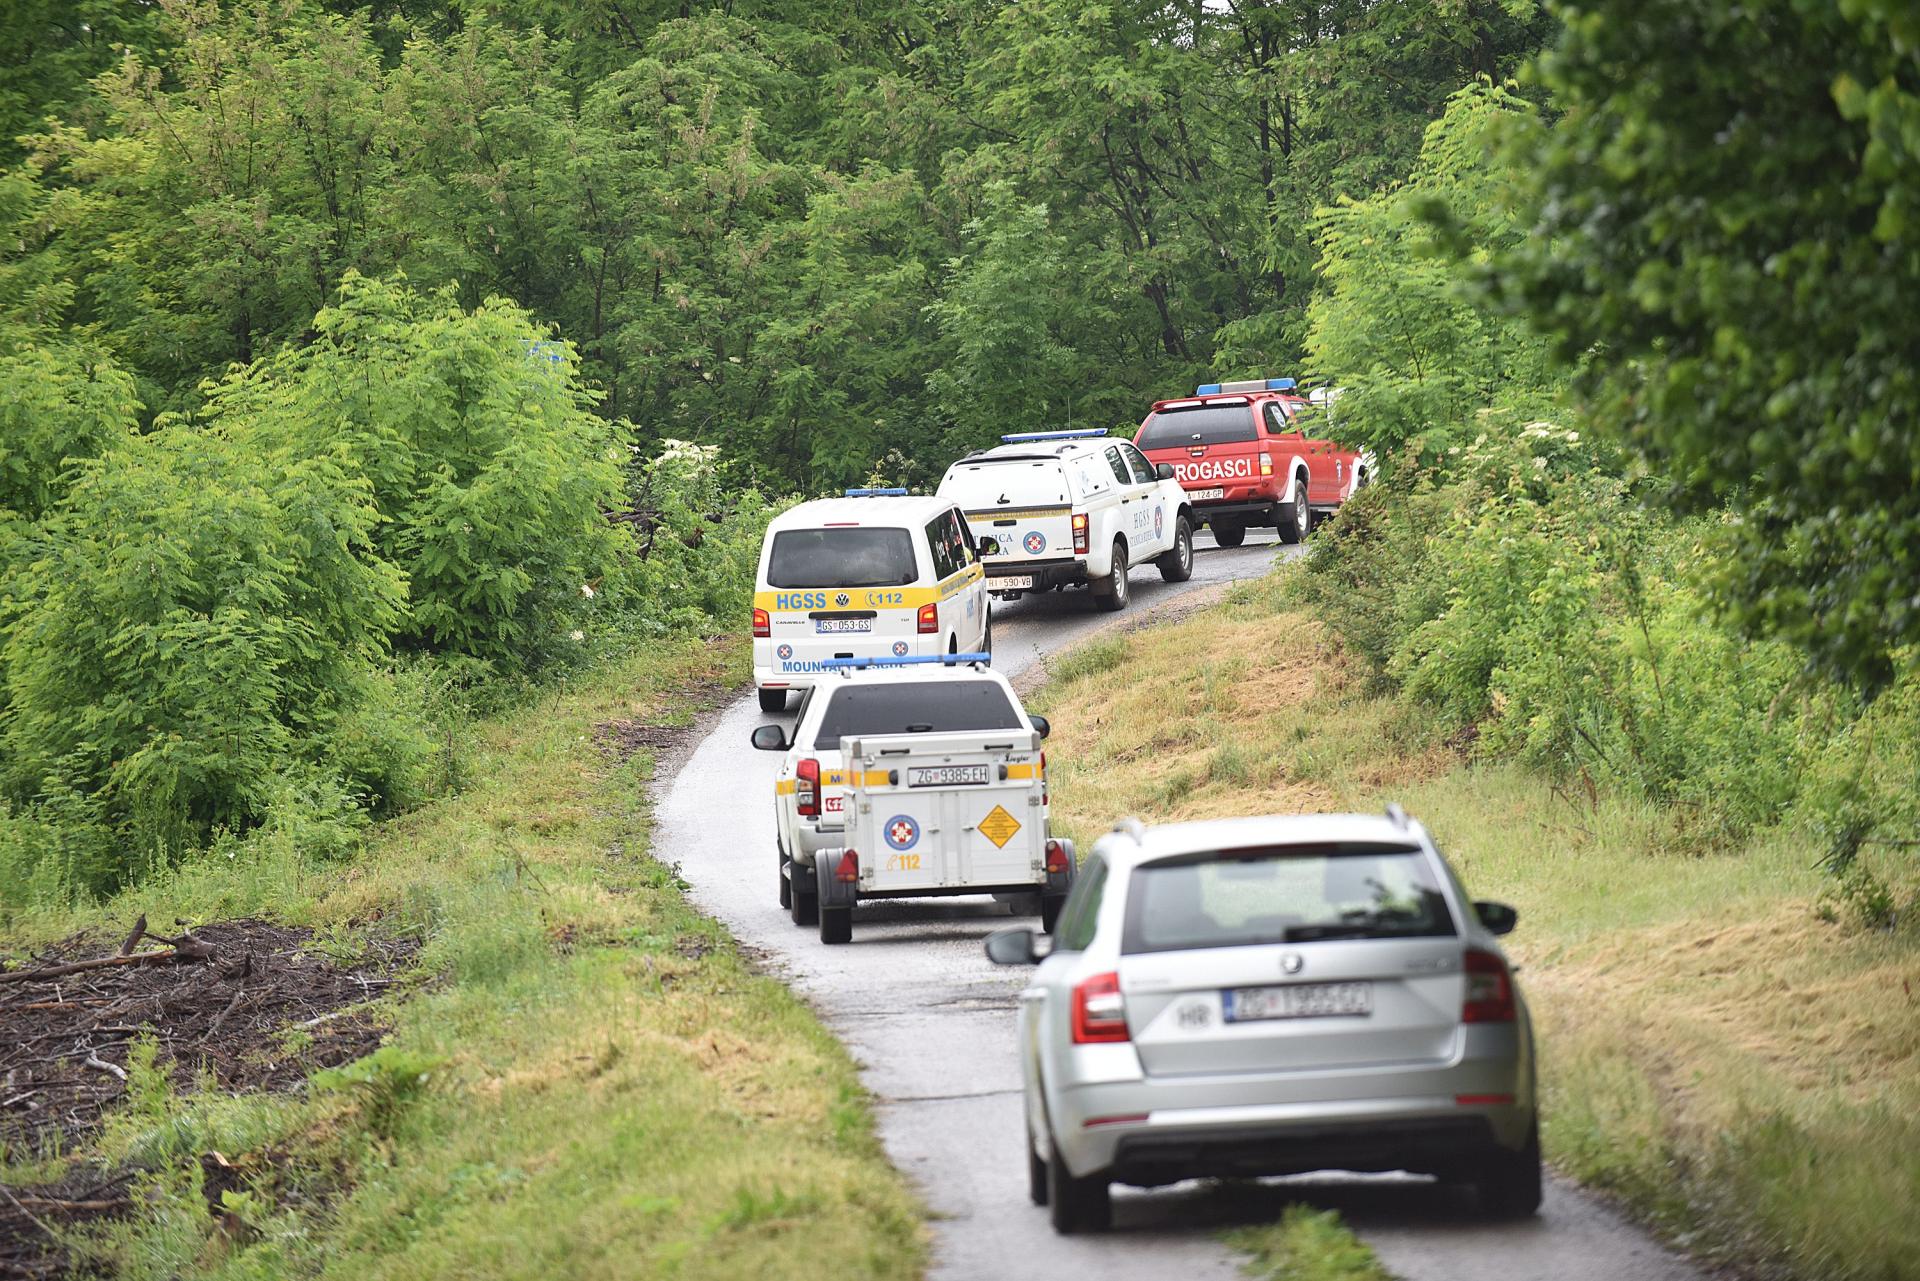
[1155,462,1175,481]
[1028,714,1050,740]
[984,926,1049,965]
[749,724,790,752]
[1474,900,1518,936]
[978,536,1002,557]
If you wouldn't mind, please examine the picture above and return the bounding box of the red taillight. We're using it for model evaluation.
[1455,1094,1516,1106]
[1071,513,1089,554]
[1071,971,1128,1044]
[917,602,938,634]
[835,850,860,884]
[752,607,770,638]
[1039,750,1048,805]
[796,758,821,818]
[1083,1113,1148,1129]
[1462,949,1515,1023]
[1044,839,1069,875]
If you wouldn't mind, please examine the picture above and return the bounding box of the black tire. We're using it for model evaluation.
[1156,517,1193,583]
[1279,480,1312,544]
[1211,522,1246,548]
[1046,1144,1112,1234]
[819,905,852,945]
[1040,893,1068,933]
[778,849,792,910]
[1028,1132,1049,1207]
[981,615,993,659]
[1092,541,1129,612]
[757,687,786,713]
[1478,1121,1544,1220]
[789,863,818,926]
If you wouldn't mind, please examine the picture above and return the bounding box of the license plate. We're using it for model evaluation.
[1223,981,1372,1022]
[909,764,989,788]
[815,618,871,634]
[1194,487,1225,502]
[995,575,1035,590]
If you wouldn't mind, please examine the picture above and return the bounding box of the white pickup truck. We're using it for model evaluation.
[810,726,1076,945]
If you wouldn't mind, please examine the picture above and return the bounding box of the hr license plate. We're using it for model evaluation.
[996,575,1035,590]
[1194,487,1225,502]
[815,618,871,634]
[909,765,989,787]
[1223,982,1372,1022]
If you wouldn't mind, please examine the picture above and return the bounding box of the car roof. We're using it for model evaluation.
[1094,813,1428,869]
[951,438,1121,466]
[766,494,956,532]
[808,662,1013,695]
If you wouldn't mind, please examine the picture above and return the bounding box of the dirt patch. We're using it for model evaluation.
[1,919,417,1278]
[593,674,734,767]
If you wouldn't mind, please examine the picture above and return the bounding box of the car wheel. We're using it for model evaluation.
[1093,541,1129,612]
[1279,481,1311,544]
[757,687,786,713]
[1156,517,1193,583]
[1046,1143,1112,1234]
[1040,892,1068,933]
[1211,522,1245,548]
[818,905,852,945]
[1479,1120,1543,1219]
[981,615,993,659]
[789,864,818,926]
[778,849,792,910]
[1028,1133,1050,1207]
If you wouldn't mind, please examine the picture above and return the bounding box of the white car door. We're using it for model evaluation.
[1104,443,1161,558]
[1119,441,1174,556]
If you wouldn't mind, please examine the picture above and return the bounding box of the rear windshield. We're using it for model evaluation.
[941,458,1072,508]
[766,528,918,589]
[1121,843,1456,954]
[812,680,1023,749]
[1138,404,1258,449]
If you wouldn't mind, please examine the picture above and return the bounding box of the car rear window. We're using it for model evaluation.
[766,528,918,589]
[812,680,1024,749]
[1137,404,1258,449]
[1121,843,1456,955]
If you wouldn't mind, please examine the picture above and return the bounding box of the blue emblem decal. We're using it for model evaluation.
[1023,530,1047,555]
[883,814,920,851]
[892,641,910,657]
[776,644,794,660]
[1154,506,1164,538]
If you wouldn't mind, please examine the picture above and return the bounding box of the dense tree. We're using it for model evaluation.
[1498,0,1920,688]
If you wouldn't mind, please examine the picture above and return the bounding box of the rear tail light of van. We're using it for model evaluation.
[752,607,770,638]
[1259,453,1273,476]
[1044,839,1069,875]
[1072,513,1089,554]
[796,758,821,817]
[1071,972,1129,1043]
[834,850,860,883]
[1462,949,1515,1023]
[917,602,938,634]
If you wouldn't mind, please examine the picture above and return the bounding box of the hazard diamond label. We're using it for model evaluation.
[978,804,1022,849]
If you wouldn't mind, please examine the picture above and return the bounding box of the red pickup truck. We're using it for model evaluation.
[1133,379,1367,546]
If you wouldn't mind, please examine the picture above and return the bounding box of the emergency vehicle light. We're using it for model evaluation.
[1195,384,1222,395]
[1198,377,1297,395]
[844,487,910,497]
[819,653,993,671]
[999,429,1110,443]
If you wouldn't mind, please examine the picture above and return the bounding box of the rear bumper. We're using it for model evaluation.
[985,557,1087,593]
[1108,1114,1509,1187]
[754,635,943,690]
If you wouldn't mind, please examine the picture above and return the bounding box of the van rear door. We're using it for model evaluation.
[761,526,923,677]
[841,728,1045,894]
[942,457,1079,571]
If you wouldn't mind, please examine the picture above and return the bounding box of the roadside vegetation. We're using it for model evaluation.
[1032,571,1918,1281]
[1,634,926,1279]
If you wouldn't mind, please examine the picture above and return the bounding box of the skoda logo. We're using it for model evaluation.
[1280,952,1305,975]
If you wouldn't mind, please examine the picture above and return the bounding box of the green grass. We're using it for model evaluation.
[1230,1206,1391,1281]
[1034,568,1920,1281]
[4,636,926,1280]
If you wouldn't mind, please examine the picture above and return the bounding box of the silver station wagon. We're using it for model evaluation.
[985,808,1540,1233]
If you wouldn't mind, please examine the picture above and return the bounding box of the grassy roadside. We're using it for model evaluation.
[1030,570,1919,1281]
[0,635,926,1280]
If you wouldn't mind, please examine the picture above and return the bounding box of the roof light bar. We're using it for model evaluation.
[999,429,1110,443]
[1195,383,1222,395]
[1197,377,1298,395]
[820,653,993,671]
[844,487,910,497]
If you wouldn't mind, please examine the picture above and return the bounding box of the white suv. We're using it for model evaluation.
[937,430,1195,611]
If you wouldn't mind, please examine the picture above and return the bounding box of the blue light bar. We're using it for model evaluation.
[844,487,910,497]
[820,653,993,670]
[1195,383,1222,395]
[998,429,1110,443]
[1268,378,1297,391]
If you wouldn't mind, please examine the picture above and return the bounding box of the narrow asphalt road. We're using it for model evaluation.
[655,530,1709,1281]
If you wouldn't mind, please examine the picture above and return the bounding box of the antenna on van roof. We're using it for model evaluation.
[1385,802,1409,829]
[1111,816,1146,843]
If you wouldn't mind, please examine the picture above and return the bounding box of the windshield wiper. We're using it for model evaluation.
[1285,915,1431,943]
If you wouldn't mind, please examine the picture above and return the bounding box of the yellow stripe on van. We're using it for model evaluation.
[756,563,984,614]
[774,770,892,796]
[964,506,1071,520]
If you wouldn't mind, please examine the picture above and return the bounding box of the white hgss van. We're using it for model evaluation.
[752,489,992,712]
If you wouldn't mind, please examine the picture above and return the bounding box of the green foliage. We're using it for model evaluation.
[1499,0,1920,688]
[621,440,777,639]
[0,424,404,880]
[1304,81,1564,468]
[1230,1204,1392,1281]
[1794,660,1920,872]
[311,1045,449,1138]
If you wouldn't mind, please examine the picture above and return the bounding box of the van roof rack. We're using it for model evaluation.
[820,653,992,673]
